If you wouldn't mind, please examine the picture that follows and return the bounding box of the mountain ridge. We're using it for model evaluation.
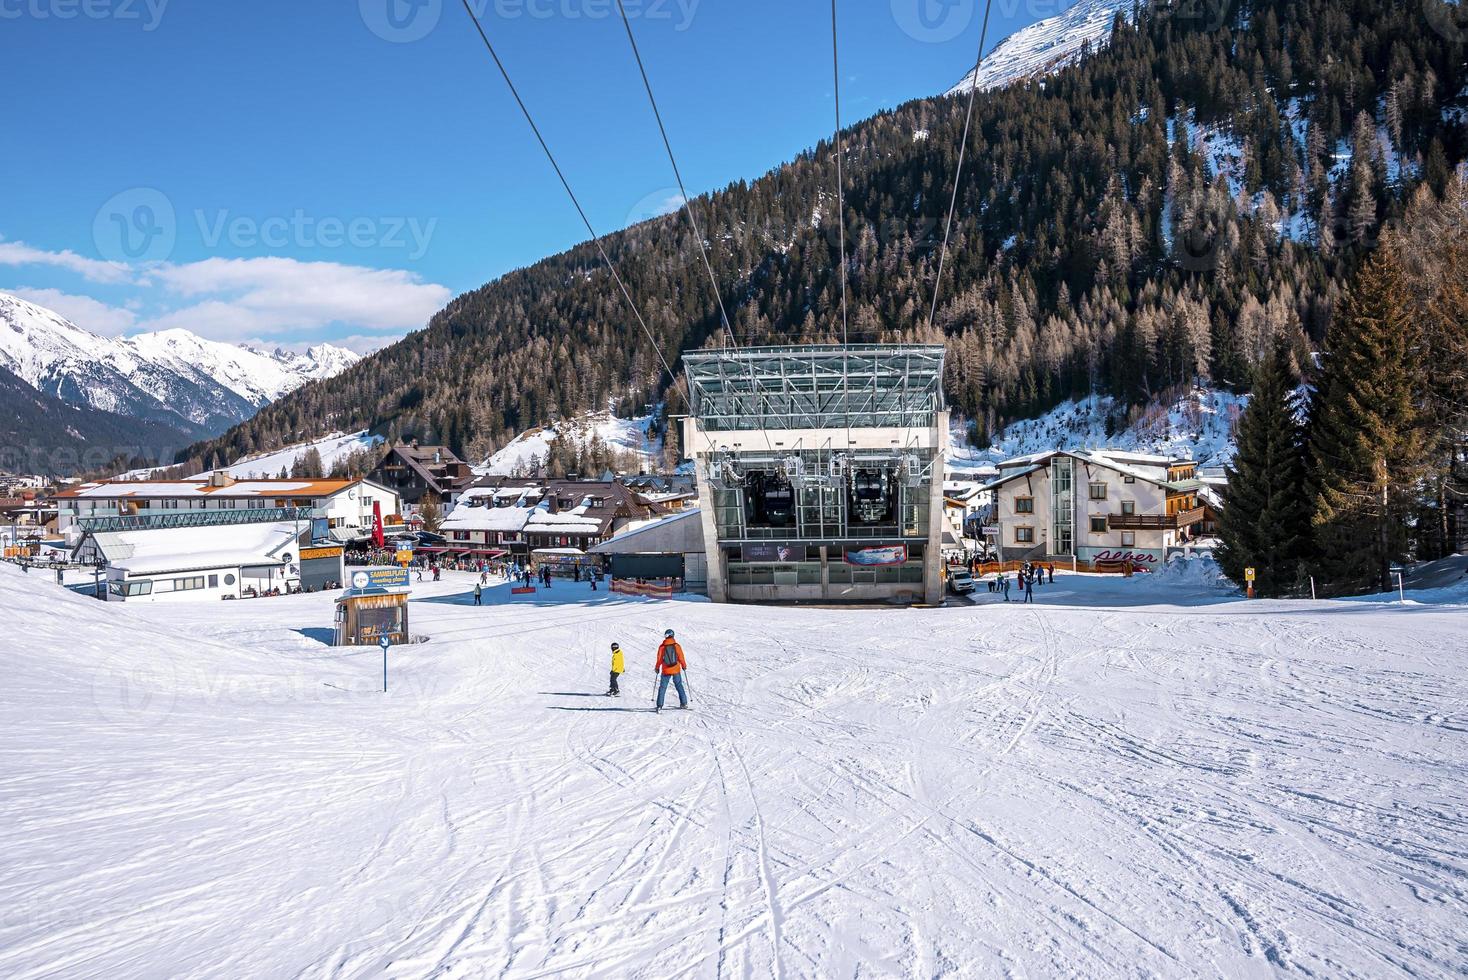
[0,292,359,451]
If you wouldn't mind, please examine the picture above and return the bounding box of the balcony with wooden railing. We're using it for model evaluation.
[1107,506,1205,531]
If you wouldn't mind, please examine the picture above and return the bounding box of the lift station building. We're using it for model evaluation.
[682,344,948,605]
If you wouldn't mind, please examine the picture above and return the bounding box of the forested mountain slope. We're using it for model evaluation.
[181,0,1467,472]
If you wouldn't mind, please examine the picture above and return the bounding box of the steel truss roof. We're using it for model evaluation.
[684,344,946,432]
[75,507,315,534]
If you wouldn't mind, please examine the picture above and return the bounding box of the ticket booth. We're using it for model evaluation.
[335,568,412,646]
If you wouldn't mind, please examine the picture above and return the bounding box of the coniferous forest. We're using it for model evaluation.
[182,0,1466,516]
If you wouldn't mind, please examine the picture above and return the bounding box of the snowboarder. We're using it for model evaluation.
[1047,563,1055,584]
[1023,574,1035,603]
[607,642,624,696]
[1001,574,1011,602]
[654,629,689,712]
[473,582,483,606]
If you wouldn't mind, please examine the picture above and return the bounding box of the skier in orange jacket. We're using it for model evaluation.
[654,629,689,712]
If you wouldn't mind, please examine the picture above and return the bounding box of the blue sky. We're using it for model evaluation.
[0,0,1044,352]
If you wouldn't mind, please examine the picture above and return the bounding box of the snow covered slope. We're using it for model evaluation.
[950,385,1246,473]
[0,292,358,438]
[2,561,1465,975]
[481,408,663,476]
[948,0,1132,95]
[196,430,384,479]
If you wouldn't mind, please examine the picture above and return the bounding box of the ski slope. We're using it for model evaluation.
[194,430,384,479]
[950,386,1246,474]
[2,563,1466,977]
[481,409,663,477]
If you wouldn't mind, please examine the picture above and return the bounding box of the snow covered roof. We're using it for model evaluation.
[442,504,534,533]
[590,509,703,554]
[55,478,363,500]
[90,522,301,575]
[986,449,1200,493]
[523,498,603,534]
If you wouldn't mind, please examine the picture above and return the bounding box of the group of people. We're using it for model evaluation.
[987,561,1056,603]
[606,629,690,712]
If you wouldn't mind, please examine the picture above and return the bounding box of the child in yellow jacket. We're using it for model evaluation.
[607,642,625,697]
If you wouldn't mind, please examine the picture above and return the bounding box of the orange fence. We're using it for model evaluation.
[961,559,1151,577]
[611,579,676,598]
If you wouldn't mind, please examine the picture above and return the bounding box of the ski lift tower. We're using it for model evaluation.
[682,344,948,605]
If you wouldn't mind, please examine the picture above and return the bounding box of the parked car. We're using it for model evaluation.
[948,568,976,595]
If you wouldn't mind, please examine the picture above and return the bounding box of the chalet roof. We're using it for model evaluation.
[52,479,364,501]
[87,522,301,575]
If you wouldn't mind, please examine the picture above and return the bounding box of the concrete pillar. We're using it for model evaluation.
[922,410,949,605]
[687,419,729,604]
[820,544,831,601]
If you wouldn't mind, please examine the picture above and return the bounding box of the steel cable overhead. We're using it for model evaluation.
[830,0,854,448]
[613,0,738,352]
[457,0,680,398]
[927,0,998,331]
[612,0,779,454]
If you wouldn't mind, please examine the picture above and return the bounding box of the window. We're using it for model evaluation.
[109,580,153,597]
[1089,483,1108,500]
[224,574,236,585]
[1124,475,1136,484]
[1122,500,1136,515]
[1121,532,1135,546]
[1015,497,1034,514]
[208,575,218,588]
[1016,526,1035,544]
[170,577,206,592]
[1090,516,1107,533]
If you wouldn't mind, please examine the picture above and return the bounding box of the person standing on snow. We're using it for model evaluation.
[473,581,483,606]
[607,642,624,697]
[654,629,689,712]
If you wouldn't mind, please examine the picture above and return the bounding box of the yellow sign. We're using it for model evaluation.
[396,550,414,566]
[301,546,344,561]
[1245,567,1256,582]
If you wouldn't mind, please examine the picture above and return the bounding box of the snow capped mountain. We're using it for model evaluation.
[0,291,359,438]
[947,0,1132,96]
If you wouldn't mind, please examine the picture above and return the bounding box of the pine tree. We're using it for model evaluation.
[1307,249,1429,595]
[1217,339,1311,596]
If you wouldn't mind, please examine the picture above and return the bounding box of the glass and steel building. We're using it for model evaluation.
[682,344,948,604]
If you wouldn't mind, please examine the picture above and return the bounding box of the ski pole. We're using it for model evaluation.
[683,669,694,703]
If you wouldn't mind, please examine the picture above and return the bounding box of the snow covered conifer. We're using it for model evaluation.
[1217,338,1310,596]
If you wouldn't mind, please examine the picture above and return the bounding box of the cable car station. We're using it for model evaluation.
[683,344,948,605]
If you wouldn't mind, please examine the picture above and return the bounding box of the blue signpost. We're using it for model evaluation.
[379,634,391,693]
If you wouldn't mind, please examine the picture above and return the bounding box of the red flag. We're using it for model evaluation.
[372,500,385,548]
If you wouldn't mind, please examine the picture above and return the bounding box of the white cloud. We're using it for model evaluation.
[0,239,133,284]
[7,288,139,336]
[142,257,452,340]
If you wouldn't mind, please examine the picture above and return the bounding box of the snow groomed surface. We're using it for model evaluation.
[1,562,1465,977]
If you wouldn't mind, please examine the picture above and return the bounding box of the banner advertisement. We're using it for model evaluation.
[741,543,800,563]
[842,545,908,567]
